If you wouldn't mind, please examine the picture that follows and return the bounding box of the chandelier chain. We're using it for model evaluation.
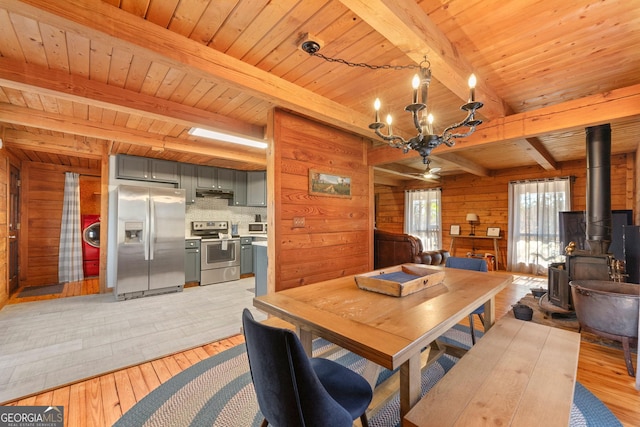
[309,51,420,71]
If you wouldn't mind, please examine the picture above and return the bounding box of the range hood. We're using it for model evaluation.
[195,188,234,199]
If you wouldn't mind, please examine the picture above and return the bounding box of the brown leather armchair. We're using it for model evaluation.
[374,229,449,269]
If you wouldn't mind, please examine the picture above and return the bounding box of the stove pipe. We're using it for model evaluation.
[585,124,612,255]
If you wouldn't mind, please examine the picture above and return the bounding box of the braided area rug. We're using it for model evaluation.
[114,324,621,427]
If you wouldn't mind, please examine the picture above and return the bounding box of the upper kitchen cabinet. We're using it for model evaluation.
[116,155,178,183]
[196,166,234,192]
[117,155,147,180]
[217,168,235,192]
[196,165,216,189]
[115,155,259,206]
[247,171,267,207]
[230,170,247,206]
[151,159,179,182]
[180,163,196,204]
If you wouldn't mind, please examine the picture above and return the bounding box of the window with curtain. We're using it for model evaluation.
[507,177,571,275]
[404,189,442,251]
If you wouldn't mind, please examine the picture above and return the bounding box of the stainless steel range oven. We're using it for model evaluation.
[192,221,240,285]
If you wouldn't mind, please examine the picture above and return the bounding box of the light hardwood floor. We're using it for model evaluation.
[6,277,102,304]
[4,275,640,426]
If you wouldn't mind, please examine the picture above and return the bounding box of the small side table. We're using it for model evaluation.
[449,235,502,270]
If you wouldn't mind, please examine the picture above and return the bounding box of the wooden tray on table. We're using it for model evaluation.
[354,264,445,297]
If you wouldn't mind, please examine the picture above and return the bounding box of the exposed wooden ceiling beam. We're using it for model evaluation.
[339,0,507,120]
[8,0,375,140]
[431,152,490,177]
[4,129,103,159]
[0,58,265,139]
[516,138,558,170]
[465,83,640,146]
[0,103,267,166]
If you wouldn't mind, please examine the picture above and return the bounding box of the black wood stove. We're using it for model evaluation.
[548,124,614,310]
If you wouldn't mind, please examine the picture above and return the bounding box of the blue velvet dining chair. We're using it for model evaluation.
[444,256,488,345]
[242,309,373,427]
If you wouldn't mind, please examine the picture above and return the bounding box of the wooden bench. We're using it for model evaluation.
[404,316,581,427]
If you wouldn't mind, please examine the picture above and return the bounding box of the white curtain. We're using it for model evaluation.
[58,172,84,283]
[404,189,442,251]
[507,178,571,275]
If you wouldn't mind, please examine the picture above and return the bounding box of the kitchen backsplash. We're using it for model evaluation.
[185,197,267,237]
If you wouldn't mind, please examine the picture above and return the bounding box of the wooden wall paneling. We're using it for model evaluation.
[0,152,7,305]
[265,108,277,295]
[25,166,64,286]
[374,185,404,233]
[374,153,632,269]
[20,161,100,287]
[635,150,640,225]
[79,175,101,215]
[272,109,370,290]
[19,161,30,285]
[368,165,375,272]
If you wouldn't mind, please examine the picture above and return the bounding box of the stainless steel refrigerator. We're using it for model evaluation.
[114,185,186,300]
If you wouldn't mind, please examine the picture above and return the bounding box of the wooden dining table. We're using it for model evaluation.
[253,264,513,420]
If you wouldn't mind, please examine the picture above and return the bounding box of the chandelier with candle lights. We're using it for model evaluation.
[301,41,484,164]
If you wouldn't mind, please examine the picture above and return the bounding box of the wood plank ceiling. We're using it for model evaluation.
[0,0,638,183]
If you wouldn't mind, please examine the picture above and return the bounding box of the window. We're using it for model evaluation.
[404,189,441,251]
[507,178,572,275]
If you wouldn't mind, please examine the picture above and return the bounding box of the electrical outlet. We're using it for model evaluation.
[293,217,305,228]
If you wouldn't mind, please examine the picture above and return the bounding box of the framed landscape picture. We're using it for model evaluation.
[309,170,352,198]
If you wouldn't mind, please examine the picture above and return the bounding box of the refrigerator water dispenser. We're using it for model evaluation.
[124,222,143,243]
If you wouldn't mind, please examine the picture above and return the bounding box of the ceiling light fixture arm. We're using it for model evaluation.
[369,122,410,151]
[441,101,484,144]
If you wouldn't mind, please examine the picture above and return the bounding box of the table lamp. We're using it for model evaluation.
[466,213,479,235]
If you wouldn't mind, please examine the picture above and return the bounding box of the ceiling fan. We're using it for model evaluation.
[410,160,441,180]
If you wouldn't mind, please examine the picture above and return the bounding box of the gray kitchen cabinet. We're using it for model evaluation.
[180,163,197,204]
[246,171,266,206]
[117,155,149,180]
[150,159,179,182]
[196,166,234,191]
[253,243,267,296]
[230,170,247,206]
[116,155,178,183]
[240,236,253,275]
[185,239,201,283]
[217,167,235,192]
[116,156,255,202]
[196,165,217,189]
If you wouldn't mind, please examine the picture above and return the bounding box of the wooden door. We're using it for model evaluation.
[8,164,19,293]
